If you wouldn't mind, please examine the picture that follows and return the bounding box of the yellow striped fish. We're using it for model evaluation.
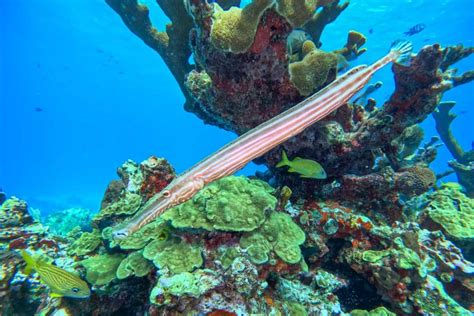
[21,250,90,298]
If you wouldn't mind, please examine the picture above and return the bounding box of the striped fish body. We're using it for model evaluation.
[112,41,413,240]
[21,250,90,298]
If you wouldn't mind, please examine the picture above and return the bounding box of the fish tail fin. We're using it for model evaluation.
[276,150,290,168]
[389,40,413,65]
[20,250,36,275]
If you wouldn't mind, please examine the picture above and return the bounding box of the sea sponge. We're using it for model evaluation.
[116,251,153,279]
[240,211,305,264]
[162,176,276,232]
[289,48,338,96]
[210,0,274,53]
[79,253,125,286]
[67,229,102,256]
[275,0,318,27]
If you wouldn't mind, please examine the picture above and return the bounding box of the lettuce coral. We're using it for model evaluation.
[143,238,203,274]
[149,269,221,306]
[79,253,125,286]
[116,251,153,279]
[241,211,305,264]
[67,230,101,256]
[424,183,474,241]
[162,176,277,232]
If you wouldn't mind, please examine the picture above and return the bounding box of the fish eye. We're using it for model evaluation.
[162,190,171,198]
[72,287,80,293]
[113,229,129,240]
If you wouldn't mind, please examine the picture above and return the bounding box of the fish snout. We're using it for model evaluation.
[112,228,130,240]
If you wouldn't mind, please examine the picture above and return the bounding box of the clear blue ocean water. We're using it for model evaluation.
[1,0,472,215]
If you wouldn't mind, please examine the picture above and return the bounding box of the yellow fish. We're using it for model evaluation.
[276,150,327,179]
[21,250,90,298]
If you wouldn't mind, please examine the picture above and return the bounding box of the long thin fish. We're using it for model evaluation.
[112,41,413,240]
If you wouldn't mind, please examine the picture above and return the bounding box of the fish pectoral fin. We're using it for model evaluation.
[50,292,64,298]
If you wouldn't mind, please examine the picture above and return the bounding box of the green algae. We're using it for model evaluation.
[79,253,125,286]
[67,229,101,256]
[116,251,153,279]
[241,211,305,264]
[162,176,276,232]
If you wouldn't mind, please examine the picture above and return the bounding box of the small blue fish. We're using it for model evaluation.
[404,23,426,36]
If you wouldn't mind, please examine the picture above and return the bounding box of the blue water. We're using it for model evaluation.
[1,0,472,214]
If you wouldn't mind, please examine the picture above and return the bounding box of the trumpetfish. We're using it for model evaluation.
[112,40,412,240]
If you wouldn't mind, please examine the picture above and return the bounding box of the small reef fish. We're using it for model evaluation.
[287,29,312,56]
[354,81,383,105]
[34,107,44,112]
[21,250,90,298]
[111,40,413,240]
[276,150,327,179]
[404,23,426,36]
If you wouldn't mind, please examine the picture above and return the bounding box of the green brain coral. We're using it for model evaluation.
[425,183,474,240]
[162,176,276,232]
[210,0,274,53]
[116,251,153,279]
[143,238,203,274]
[67,229,101,256]
[289,47,338,96]
[241,211,305,264]
[79,253,125,286]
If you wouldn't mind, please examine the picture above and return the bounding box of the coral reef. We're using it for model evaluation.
[3,0,472,315]
[43,207,96,236]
